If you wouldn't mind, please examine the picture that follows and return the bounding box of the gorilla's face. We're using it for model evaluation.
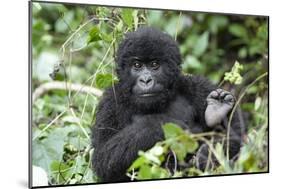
[116,27,182,112]
[130,56,166,104]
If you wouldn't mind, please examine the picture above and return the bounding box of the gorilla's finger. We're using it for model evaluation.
[208,90,219,99]
[216,88,223,94]
[224,94,235,103]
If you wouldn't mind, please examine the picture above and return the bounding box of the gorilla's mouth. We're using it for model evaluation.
[138,93,159,97]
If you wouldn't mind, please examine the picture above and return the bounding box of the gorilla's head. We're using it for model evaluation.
[116,27,182,112]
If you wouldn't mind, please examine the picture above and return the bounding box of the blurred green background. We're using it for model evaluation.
[31,1,268,186]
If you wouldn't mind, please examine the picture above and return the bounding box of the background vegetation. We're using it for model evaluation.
[31,2,268,185]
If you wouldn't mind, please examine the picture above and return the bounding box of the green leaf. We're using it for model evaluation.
[208,16,228,34]
[87,26,101,45]
[229,24,248,39]
[32,126,74,177]
[170,135,198,162]
[193,31,209,57]
[50,161,70,172]
[101,33,113,43]
[170,142,187,162]
[182,55,202,72]
[142,150,161,165]
[50,161,72,183]
[179,135,199,154]
[128,156,147,171]
[257,24,268,40]
[238,47,247,58]
[121,9,133,29]
[137,164,152,180]
[95,73,117,89]
[150,165,169,179]
[150,145,164,156]
[162,123,185,139]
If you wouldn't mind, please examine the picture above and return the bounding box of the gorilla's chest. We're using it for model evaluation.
[166,96,195,123]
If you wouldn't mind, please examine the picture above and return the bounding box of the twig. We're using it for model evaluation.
[191,131,225,139]
[80,38,116,121]
[58,17,111,106]
[32,110,67,140]
[175,12,182,41]
[226,72,268,160]
[59,17,110,53]
[70,108,90,140]
[32,81,103,102]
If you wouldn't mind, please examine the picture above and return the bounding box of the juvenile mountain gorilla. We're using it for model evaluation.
[91,27,244,182]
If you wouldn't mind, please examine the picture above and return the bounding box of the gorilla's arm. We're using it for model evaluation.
[92,92,165,182]
[186,76,244,169]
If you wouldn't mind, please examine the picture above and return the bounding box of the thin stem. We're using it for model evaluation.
[70,108,90,140]
[175,12,182,41]
[32,110,67,140]
[191,131,225,139]
[226,72,268,160]
[80,38,116,121]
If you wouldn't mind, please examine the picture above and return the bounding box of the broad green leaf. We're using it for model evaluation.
[128,156,147,171]
[257,24,268,40]
[95,73,117,89]
[143,151,161,165]
[162,123,185,139]
[170,142,188,162]
[50,161,72,183]
[170,135,198,162]
[193,31,209,57]
[50,160,70,172]
[229,24,248,39]
[32,126,74,177]
[150,145,164,156]
[87,26,101,45]
[137,164,152,180]
[179,135,199,153]
[101,33,113,43]
[150,165,169,179]
[208,16,228,34]
[182,55,202,72]
[121,9,133,29]
[238,47,247,58]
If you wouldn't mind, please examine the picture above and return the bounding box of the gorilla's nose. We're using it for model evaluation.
[139,75,154,88]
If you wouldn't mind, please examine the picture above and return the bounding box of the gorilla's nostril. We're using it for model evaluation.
[139,76,153,86]
[146,78,152,84]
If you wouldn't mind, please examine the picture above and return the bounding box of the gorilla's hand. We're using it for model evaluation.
[205,89,235,127]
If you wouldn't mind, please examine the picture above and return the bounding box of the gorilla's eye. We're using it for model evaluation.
[151,61,159,69]
[133,61,142,69]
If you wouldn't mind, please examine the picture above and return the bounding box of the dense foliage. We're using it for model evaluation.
[31,2,268,185]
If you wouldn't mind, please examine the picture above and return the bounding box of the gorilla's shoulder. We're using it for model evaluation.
[177,74,216,97]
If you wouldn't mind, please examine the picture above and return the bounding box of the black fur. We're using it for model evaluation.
[91,27,244,182]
